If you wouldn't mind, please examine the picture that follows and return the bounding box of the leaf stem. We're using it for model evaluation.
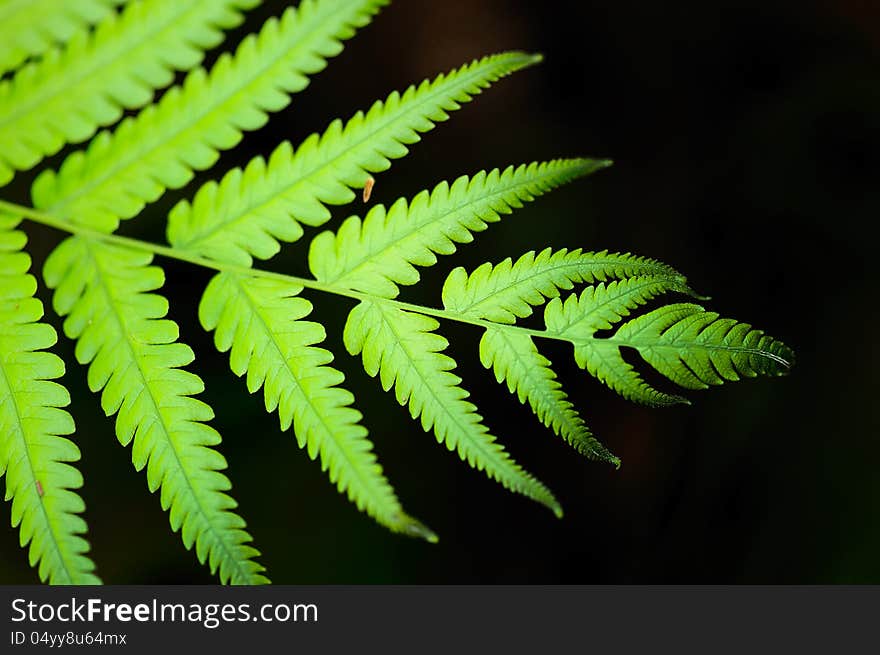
[0,198,563,342]
[0,197,792,368]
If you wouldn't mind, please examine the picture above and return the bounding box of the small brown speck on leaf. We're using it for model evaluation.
[363,176,375,203]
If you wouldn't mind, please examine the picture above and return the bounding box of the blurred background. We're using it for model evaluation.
[1,0,877,584]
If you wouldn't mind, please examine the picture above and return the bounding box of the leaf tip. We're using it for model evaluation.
[398,514,438,543]
[684,284,711,302]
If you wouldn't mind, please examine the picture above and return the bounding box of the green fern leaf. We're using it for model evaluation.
[544,277,694,406]
[310,159,611,298]
[30,0,386,233]
[0,216,99,584]
[166,51,544,265]
[0,0,795,583]
[0,0,260,187]
[479,328,619,466]
[443,247,686,324]
[43,237,267,584]
[612,303,793,389]
[344,300,562,517]
[0,0,124,77]
[199,272,436,542]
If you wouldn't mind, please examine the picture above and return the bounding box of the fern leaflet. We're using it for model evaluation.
[0,0,259,187]
[443,247,686,324]
[612,303,794,388]
[43,237,266,584]
[167,51,542,265]
[310,159,610,298]
[199,272,436,541]
[0,215,99,584]
[344,300,562,517]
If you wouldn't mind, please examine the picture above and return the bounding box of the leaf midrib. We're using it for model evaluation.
[1,198,792,374]
[612,337,790,365]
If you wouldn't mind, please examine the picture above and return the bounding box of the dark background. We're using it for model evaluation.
[1,0,878,584]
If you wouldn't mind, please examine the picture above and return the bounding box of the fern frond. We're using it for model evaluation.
[0,0,124,77]
[443,247,686,324]
[310,159,610,298]
[43,237,266,584]
[167,51,543,265]
[479,328,619,466]
[344,300,562,517]
[544,276,694,406]
[612,303,793,389]
[31,0,386,233]
[0,0,260,187]
[0,216,99,584]
[199,272,436,542]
